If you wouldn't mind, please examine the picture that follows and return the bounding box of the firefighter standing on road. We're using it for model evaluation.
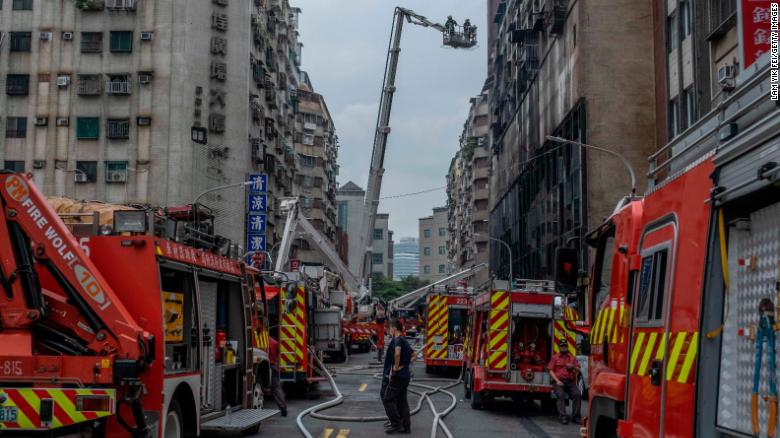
[383,319,412,434]
[548,338,582,425]
[268,336,288,417]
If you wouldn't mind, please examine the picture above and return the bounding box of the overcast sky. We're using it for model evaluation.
[294,0,488,239]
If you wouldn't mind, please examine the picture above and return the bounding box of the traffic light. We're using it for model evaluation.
[554,247,579,292]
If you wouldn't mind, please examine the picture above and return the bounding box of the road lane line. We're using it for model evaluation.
[321,427,334,438]
[336,429,350,438]
[358,383,367,392]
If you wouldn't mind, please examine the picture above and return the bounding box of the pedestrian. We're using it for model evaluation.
[381,329,397,429]
[268,336,288,417]
[547,338,582,425]
[383,319,412,434]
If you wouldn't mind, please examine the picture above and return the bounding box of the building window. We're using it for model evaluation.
[438,245,445,255]
[438,264,446,274]
[81,32,103,53]
[423,229,431,238]
[667,13,678,53]
[105,161,128,183]
[12,0,33,10]
[438,227,446,237]
[302,175,314,187]
[423,247,431,256]
[9,32,32,52]
[681,2,692,37]
[3,161,25,172]
[423,265,431,274]
[5,117,27,138]
[77,74,103,96]
[107,118,130,139]
[75,161,97,183]
[301,197,313,208]
[373,228,383,240]
[76,117,100,139]
[109,31,133,53]
[682,87,696,129]
[337,201,348,229]
[372,253,383,265]
[6,74,30,95]
[300,155,315,167]
[668,98,680,139]
[106,74,132,95]
[303,133,314,145]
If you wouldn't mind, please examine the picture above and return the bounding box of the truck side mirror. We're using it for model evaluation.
[554,247,579,293]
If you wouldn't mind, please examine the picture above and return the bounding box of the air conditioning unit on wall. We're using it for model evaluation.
[34,117,48,126]
[62,32,74,41]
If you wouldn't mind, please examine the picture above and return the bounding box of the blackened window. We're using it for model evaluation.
[81,32,103,53]
[12,0,32,10]
[10,32,32,52]
[5,117,27,138]
[6,74,30,95]
[75,161,97,182]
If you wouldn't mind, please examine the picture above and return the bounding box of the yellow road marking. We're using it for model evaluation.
[321,428,334,438]
[336,429,350,438]
[359,383,367,392]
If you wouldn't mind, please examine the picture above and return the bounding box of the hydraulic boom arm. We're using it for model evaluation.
[388,263,488,310]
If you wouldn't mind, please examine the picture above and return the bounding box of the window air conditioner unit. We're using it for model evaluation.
[140,31,154,41]
[56,75,70,88]
[32,160,46,169]
[138,73,152,84]
[34,117,48,126]
[56,117,69,127]
[718,64,736,90]
[62,32,74,41]
[137,116,151,126]
[40,32,52,41]
[106,171,127,182]
[74,173,88,183]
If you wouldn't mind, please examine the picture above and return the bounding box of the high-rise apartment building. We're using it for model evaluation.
[336,180,366,276]
[447,89,490,287]
[418,206,449,282]
[0,0,334,255]
[371,213,393,280]
[487,0,656,280]
[393,237,419,280]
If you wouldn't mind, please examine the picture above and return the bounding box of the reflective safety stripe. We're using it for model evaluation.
[637,332,658,376]
[677,332,699,383]
[666,332,688,381]
[629,332,646,374]
[0,388,115,431]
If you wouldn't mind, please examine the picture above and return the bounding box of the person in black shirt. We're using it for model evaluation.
[383,319,412,434]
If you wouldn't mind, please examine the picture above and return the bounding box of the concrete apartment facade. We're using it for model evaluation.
[292,86,338,265]
[487,0,656,280]
[371,213,392,280]
[447,89,490,287]
[418,206,448,282]
[336,180,366,276]
[393,237,419,280]
[0,0,334,253]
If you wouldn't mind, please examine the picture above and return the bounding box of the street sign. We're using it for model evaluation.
[246,173,268,268]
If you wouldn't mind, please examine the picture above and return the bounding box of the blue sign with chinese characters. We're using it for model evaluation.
[246,173,268,267]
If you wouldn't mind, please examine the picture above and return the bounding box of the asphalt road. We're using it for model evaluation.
[251,342,583,438]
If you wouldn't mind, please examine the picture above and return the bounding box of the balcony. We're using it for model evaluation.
[303,121,317,131]
[106,75,132,95]
[106,0,137,11]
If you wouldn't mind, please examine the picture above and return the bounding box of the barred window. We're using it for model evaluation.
[106,119,130,139]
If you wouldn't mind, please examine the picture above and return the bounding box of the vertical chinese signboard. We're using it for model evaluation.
[246,173,267,267]
[738,0,774,69]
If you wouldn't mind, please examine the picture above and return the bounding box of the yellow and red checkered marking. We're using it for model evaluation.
[280,287,306,372]
[426,295,449,360]
[0,388,115,430]
[629,331,699,383]
[553,307,578,353]
[487,291,510,371]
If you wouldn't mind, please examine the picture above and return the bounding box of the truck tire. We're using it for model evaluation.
[469,372,484,410]
[463,369,471,399]
[164,399,184,438]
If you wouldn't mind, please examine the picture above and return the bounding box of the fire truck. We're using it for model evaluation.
[561,65,780,437]
[424,290,471,374]
[0,172,278,437]
[464,279,577,410]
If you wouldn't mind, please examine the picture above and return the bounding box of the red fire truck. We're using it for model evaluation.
[464,280,572,410]
[564,74,780,437]
[0,172,277,437]
[424,292,471,373]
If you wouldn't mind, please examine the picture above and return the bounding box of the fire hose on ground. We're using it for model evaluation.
[296,347,461,438]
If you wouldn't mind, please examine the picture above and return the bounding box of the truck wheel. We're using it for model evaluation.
[252,382,264,409]
[164,399,184,438]
[541,397,557,414]
[469,373,483,409]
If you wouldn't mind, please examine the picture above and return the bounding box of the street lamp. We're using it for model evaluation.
[475,233,513,285]
[192,180,254,227]
[546,136,637,195]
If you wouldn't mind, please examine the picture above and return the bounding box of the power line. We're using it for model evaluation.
[379,186,446,200]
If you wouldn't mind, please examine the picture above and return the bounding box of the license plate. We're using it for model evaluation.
[0,406,18,422]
